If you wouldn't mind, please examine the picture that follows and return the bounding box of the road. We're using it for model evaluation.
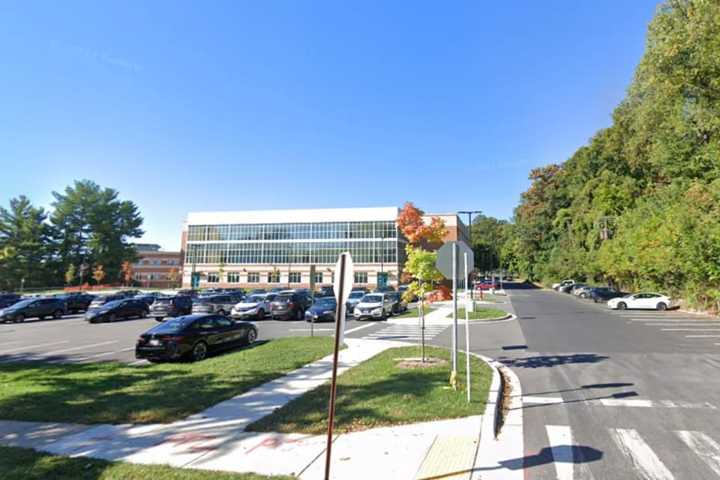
[422,282,720,479]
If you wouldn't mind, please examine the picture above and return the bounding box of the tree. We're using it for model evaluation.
[64,264,76,286]
[397,202,447,249]
[167,267,180,287]
[51,180,143,285]
[403,246,444,362]
[92,265,106,284]
[0,196,56,290]
[120,261,133,286]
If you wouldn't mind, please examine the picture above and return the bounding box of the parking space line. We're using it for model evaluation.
[645,323,720,326]
[36,341,119,357]
[289,328,334,331]
[686,335,720,338]
[129,360,147,366]
[662,329,720,332]
[0,340,69,354]
[74,347,135,362]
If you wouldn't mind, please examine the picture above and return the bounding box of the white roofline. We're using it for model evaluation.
[186,207,399,225]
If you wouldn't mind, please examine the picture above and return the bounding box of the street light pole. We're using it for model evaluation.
[458,210,481,298]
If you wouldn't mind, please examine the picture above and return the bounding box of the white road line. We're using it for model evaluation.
[289,328,335,332]
[686,335,720,338]
[644,323,720,326]
[0,340,22,346]
[662,328,720,332]
[36,341,119,357]
[610,428,674,480]
[676,431,720,477]
[523,396,564,404]
[546,425,574,480]
[0,340,69,355]
[129,360,147,366]
[343,323,375,335]
[601,399,654,408]
[74,347,135,362]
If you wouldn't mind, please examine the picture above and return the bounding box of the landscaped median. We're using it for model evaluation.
[447,306,508,321]
[0,337,335,424]
[391,304,434,319]
[0,445,292,480]
[246,345,492,434]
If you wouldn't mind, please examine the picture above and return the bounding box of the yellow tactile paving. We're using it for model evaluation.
[415,435,478,480]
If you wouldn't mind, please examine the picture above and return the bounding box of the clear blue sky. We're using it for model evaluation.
[0,0,660,250]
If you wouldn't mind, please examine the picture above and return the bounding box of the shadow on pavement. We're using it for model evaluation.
[499,445,603,470]
[498,353,609,369]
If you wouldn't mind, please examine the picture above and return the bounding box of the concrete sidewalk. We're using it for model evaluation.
[0,337,497,479]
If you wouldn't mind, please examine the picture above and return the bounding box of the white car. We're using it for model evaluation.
[552,279,575,291]
[353,293,393,320]
[231,293,272,320]
[607,293,673,311]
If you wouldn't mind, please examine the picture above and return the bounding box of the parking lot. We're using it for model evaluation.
[0,312,376,366]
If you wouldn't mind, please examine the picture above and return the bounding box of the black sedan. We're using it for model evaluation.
[305,297,337,323]
[57,293,95,313]
[85,299,149,323]
[0,297,67,323]
[135,314,258,362]
[590,287,624,303]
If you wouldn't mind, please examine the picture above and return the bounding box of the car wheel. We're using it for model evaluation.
[191,341,208,362]
[656,302,667,311]
[108,313,116,323]
[246,328,258,344]
[53,310,63,319]
[257,309,264,319]
[617,302,627,310]
[154,317,164,322]
[295,309,303,321]
[580,293,587,299]
[14,314,24,323]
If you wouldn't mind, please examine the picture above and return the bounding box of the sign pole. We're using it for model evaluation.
[464,251,471,403]
[451,242,458,389]
[325,253,348,480]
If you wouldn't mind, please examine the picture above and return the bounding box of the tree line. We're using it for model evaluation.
[493,0,720,311]
[0,180,144,291]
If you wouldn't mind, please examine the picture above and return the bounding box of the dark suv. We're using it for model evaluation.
[57,293,95,313]
[0,297,67,323]
[89,294,126,309]
[0,293,21,308]
[150,296,193,321]
[191,294,243,316]
[270,292,312,320]
[590,287,624,303]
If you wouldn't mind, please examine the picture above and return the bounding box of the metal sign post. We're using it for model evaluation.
[464,251,471,403]
[325,252,354,480]
[451,242,458,388]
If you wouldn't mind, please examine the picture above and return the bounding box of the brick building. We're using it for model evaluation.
[132,244,183,289]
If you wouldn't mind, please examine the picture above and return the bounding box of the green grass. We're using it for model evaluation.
[0,445,293,480]
[391,304,433,318]
[246,346,492,434]
[0,337,334,424]
[446,307,507,320]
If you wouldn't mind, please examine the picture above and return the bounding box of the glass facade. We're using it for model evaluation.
[185,221,399,265]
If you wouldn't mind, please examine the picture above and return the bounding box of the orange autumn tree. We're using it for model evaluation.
[120,261,133,286]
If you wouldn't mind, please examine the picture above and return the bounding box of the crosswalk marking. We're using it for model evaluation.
[364,324,447,341]
[676,431,720,477]
[546,425,574,480]
[609,428,674,480]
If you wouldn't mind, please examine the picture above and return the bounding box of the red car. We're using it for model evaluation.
[474,280,496,291]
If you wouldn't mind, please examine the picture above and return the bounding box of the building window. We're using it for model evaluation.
[354,272,368,284]
[248,272,260,283]
[268,271,280,283]
[207,272,219,283]
[312,272,323,284]
[289,272,301,284]
[227,272,240,283]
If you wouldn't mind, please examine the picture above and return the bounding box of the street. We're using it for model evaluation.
[428,282,720,479]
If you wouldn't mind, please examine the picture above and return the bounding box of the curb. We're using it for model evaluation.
[469,352,523,480]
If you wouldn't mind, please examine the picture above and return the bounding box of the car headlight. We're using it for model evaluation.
[323,310,334,315]
[372,308,383,315]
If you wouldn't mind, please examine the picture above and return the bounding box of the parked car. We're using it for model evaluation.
[558,283,576,293]
[305,296,337,323]
[150,295,193,321]
[552,279,575,291]
[85,298,149,323]
[573,285,595,298]
[398,285,417,302]
[607,293,673,311]
[385,291,407,314]
[231,293,271,320]
[192,294,242,316]
[474,279,495,291]
[89,294,126,309]
[249,288,267,294]
[270,292,312,320]
[345,290,366,315]
[134,294,163,307]
[317,286,334,298]
[57,293,95,313]
[0,293,21,308]
[118,289,141,298]
[589,287,623,303]
[0,297,67,323]
[135,314,258,362]
[570,284,589,297]
[177,289,199,298]
[353,293,393,320]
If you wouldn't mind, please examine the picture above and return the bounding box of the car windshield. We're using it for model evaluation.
[247,295,264,303]
[154,298,173,305]
[275,295,292,303]
[314,297,336,307]
[349,292,365,299]
[149,317,194,333]
[101,300,124,309]
[7,299,34,309]
[362,294,383,303]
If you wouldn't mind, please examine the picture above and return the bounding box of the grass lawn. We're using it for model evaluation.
[246,346,492,434]
[0,337,334,424]
[0,445,293,480]
[391,304,433,319]
[447,307,507,320]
